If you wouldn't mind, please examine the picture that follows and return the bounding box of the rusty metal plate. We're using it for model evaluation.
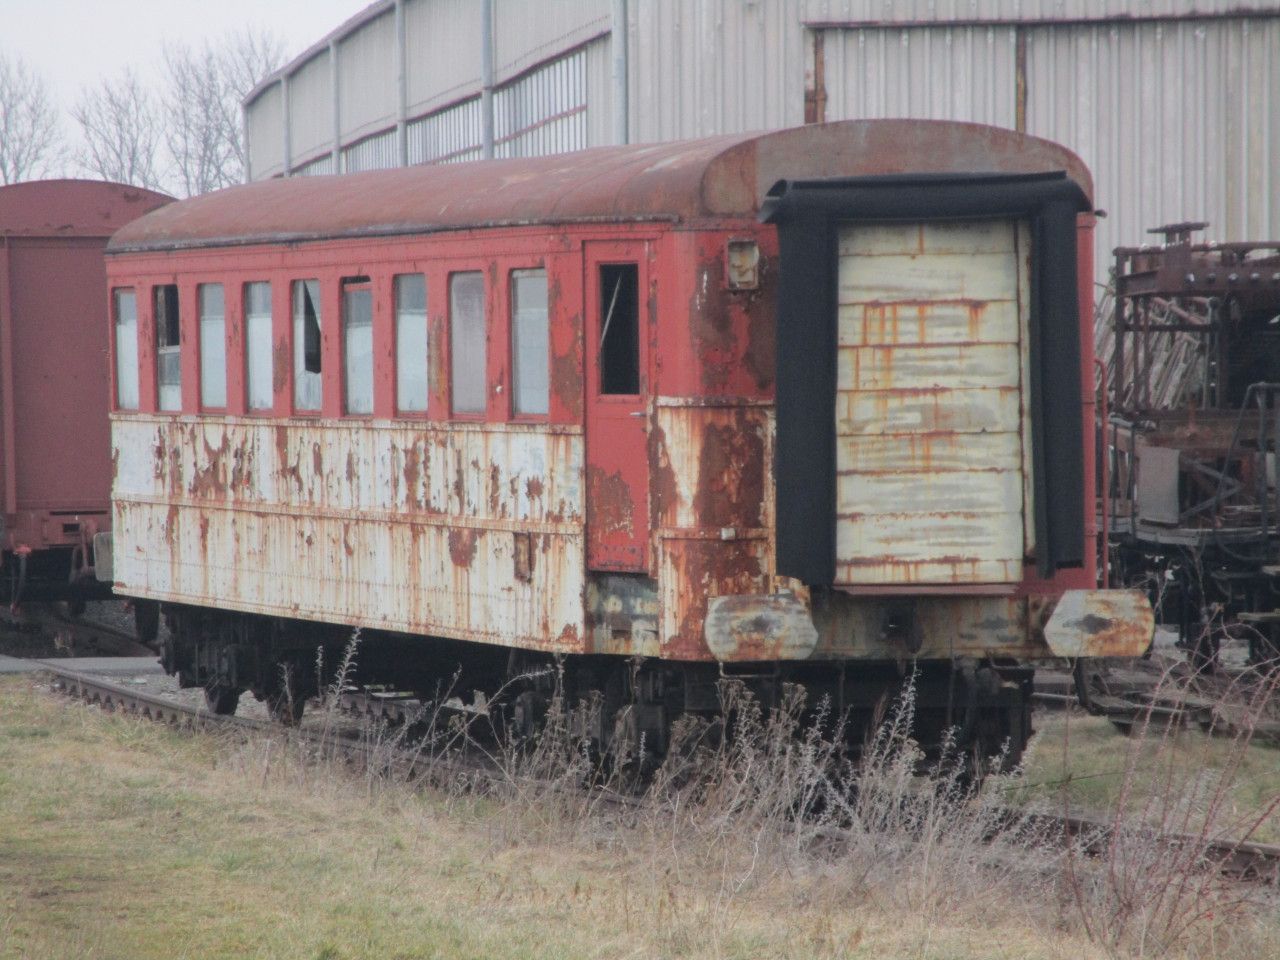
[112,415,587,653]
[705,593,819,661]
[834,218,1030,586]
[1043,589,1155,658]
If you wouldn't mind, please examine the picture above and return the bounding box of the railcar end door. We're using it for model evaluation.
[584,242,651,572]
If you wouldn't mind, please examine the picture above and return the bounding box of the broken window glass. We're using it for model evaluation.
[154,284,181,411]
[599,264,639,395]
[293,279,322,412]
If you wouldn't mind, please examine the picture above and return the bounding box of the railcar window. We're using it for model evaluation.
[599,264,639,395]
[113,288,139,410]
[395,273,428,413]
[244,282,273,412]
[449,272,486,415]
[342,277,374,415]
[154,284,181,411]
[292,279,322,412]
[511,269,548,416]
[198,284,226,409]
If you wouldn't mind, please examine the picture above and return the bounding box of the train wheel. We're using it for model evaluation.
[267,691,306,726]
[204,685,241,716]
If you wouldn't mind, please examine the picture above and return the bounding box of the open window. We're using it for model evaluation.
[244,282,273,412]
[599,264,639,395]
[293,279,321,412]
[154,284,181,411]
[395,273,428,413]
[449,272,486,415]
[342,277,373,415]
[113,288,139,410]
[198,284,226,409]
[511,269,548,416]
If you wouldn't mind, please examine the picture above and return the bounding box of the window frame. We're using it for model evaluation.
[340,275,375,418]
[197,282,228,412]
[596,262,643,399]
[291,278,323,416]
[153,283,182,413]
[242,279,275,416]
[111,286,140,413]
[508,265,550,422]
[392,271,430,418]
[447,268,489,420]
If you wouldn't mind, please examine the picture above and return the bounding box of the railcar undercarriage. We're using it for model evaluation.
[157,603,1035,765]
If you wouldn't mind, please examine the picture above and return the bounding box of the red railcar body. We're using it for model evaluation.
[0,180,171,604]
[101,122,1151,752]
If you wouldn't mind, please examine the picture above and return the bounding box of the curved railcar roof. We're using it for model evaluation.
[0,179,172,238]
[108,120,1092,254]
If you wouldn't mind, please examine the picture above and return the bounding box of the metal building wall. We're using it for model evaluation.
[246,82,284,180]
[814,11,1280,271]
[286,53,333,164]
[493,0,609,81]
[1025,17,1280,252]
[821,25,1017,128]
[242,0,1279,263]
[801,0,1280,23]
[405,0,481,116]
[629,0,805,143]
[337,9,397,140]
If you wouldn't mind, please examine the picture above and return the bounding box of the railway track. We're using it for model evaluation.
[0,604,154,658]
[38,659,1280,887]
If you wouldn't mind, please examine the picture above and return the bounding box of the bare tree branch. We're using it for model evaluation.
[0,52,62,184]
[73,69,163,190]
[164,44,236,197]
[163,30,286,196]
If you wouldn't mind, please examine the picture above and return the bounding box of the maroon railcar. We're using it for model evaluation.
[0,180,171,607]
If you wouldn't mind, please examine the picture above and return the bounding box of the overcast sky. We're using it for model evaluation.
[2,0,369,112]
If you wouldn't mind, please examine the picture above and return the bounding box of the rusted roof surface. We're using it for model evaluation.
[0,180,172,239]
[108,120,1092,253]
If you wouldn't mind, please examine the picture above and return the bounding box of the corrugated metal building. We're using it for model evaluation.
[245,0,1280,263]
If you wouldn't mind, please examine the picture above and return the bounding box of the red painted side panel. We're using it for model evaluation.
[653,229,778,400]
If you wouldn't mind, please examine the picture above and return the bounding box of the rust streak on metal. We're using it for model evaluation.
[587,465,634,538]
[447,527,478,568]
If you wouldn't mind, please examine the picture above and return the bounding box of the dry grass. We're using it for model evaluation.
[0,662,1277,960]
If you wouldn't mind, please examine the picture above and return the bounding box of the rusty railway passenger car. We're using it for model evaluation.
[101,121,1152,753]
[0,179,170,611]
